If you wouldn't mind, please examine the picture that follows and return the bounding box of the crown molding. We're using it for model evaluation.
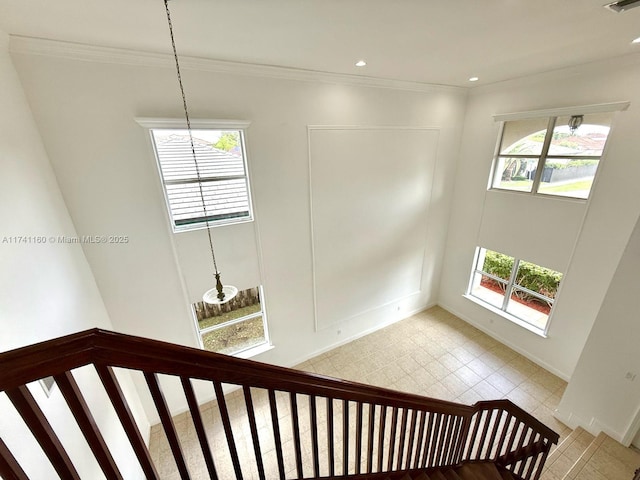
[9,35,464,95]
[494,101,631,122]
[471,51,640,94]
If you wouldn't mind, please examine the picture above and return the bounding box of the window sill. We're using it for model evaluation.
[233,342,274,360]
[173,216,254,234]
[463,294,548,339]
[487,188,588,203]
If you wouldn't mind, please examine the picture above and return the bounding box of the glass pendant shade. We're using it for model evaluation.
[202,272,238,305]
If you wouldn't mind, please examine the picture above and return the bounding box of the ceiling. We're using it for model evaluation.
[0,0,639,87]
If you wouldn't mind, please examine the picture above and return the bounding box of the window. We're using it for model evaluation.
[192,286,269,356]
[149,126,253,232]
[467,248,563,334]
[492,112,613,199]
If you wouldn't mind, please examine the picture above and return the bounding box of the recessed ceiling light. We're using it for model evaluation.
[469,76,479,82]
[355,60,367,67]
[633,36,640,44]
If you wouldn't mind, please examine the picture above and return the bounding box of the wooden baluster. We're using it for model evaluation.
[6,385,80,479]
[413,410,427,469]
[427,413,442,467]
[451,416,465,464]
[268,390,286,480]
[436,414,450,466]
[309,395,320,478]
[342,399,349,475]
[290,393,304,479]
[144,372,190,480]
[531,449,549,480]
[495,413,514,458]
[523,453,539,480]
[366,403,376,473]
[454,414,472,464]
[513,426,532,476]
[444,416,460,465]
[212,381,243,480]
[54,371,123,479]
[327,398,335,477]
[503,420,524,464]
[243,386,265,480]
[355,401,363,474]
[520,433,541,479]
[478,409,494,459]
[387,407,398,472]
[405,409,418,469]
[0,437,28,480]
[467,411,483,460]
[95,365,159,479]
[485,409,505,459]
[181,377,217,480]
[376,405,387,473]
[516,455,531,479]
[421,411,435,468]
[396,408,408,470]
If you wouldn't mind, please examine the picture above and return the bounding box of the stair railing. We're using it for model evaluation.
[0,329,558,480]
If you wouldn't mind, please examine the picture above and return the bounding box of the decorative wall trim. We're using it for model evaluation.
[9,35,464,95]
[307,126,439,331]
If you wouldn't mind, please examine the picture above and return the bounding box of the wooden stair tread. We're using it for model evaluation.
[381,462,513,480]
[430,471,449,480]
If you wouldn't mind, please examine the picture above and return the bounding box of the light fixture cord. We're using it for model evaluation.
[164,0,219,275]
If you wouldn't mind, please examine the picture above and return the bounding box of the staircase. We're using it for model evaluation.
[0,329,559,479]
[541,427,640,479]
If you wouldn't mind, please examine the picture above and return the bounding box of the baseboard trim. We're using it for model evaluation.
[437,302,571,382]
[285,302,437,370]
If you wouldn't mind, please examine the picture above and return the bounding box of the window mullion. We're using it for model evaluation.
[530,117,556,194]
[502,259,520,311]
[489,122,507,189]
[199,311,263,335]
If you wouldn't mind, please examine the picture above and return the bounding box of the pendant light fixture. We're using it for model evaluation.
[568,115,584,135]
[163,0,238,305]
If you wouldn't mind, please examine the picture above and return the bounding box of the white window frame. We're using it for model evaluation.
[490,101,629,200]
[192,285,271,358]
[137,118,254,233]
[465,247,563,336]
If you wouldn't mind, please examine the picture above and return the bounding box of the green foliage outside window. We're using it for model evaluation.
[213,132,240,152]
[483,251,562,300]
[483,251,514,281]
[544,159,598,170]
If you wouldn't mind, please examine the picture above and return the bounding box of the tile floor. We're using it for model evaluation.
[149,306,572,479]
[567,432,640,479]
[542,427,640,480]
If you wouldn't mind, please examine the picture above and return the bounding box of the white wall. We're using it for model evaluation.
[9,38,467,420]
[439,54,640,380]
[0,31,148,478]
[555,214,640,443]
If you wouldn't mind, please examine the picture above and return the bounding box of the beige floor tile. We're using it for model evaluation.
[466,357,496,378]
[454,365,483,388]
[472,380,503,401]
[485,371,517,395]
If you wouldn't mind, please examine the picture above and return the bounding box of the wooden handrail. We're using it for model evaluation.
[1,328,559,480]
